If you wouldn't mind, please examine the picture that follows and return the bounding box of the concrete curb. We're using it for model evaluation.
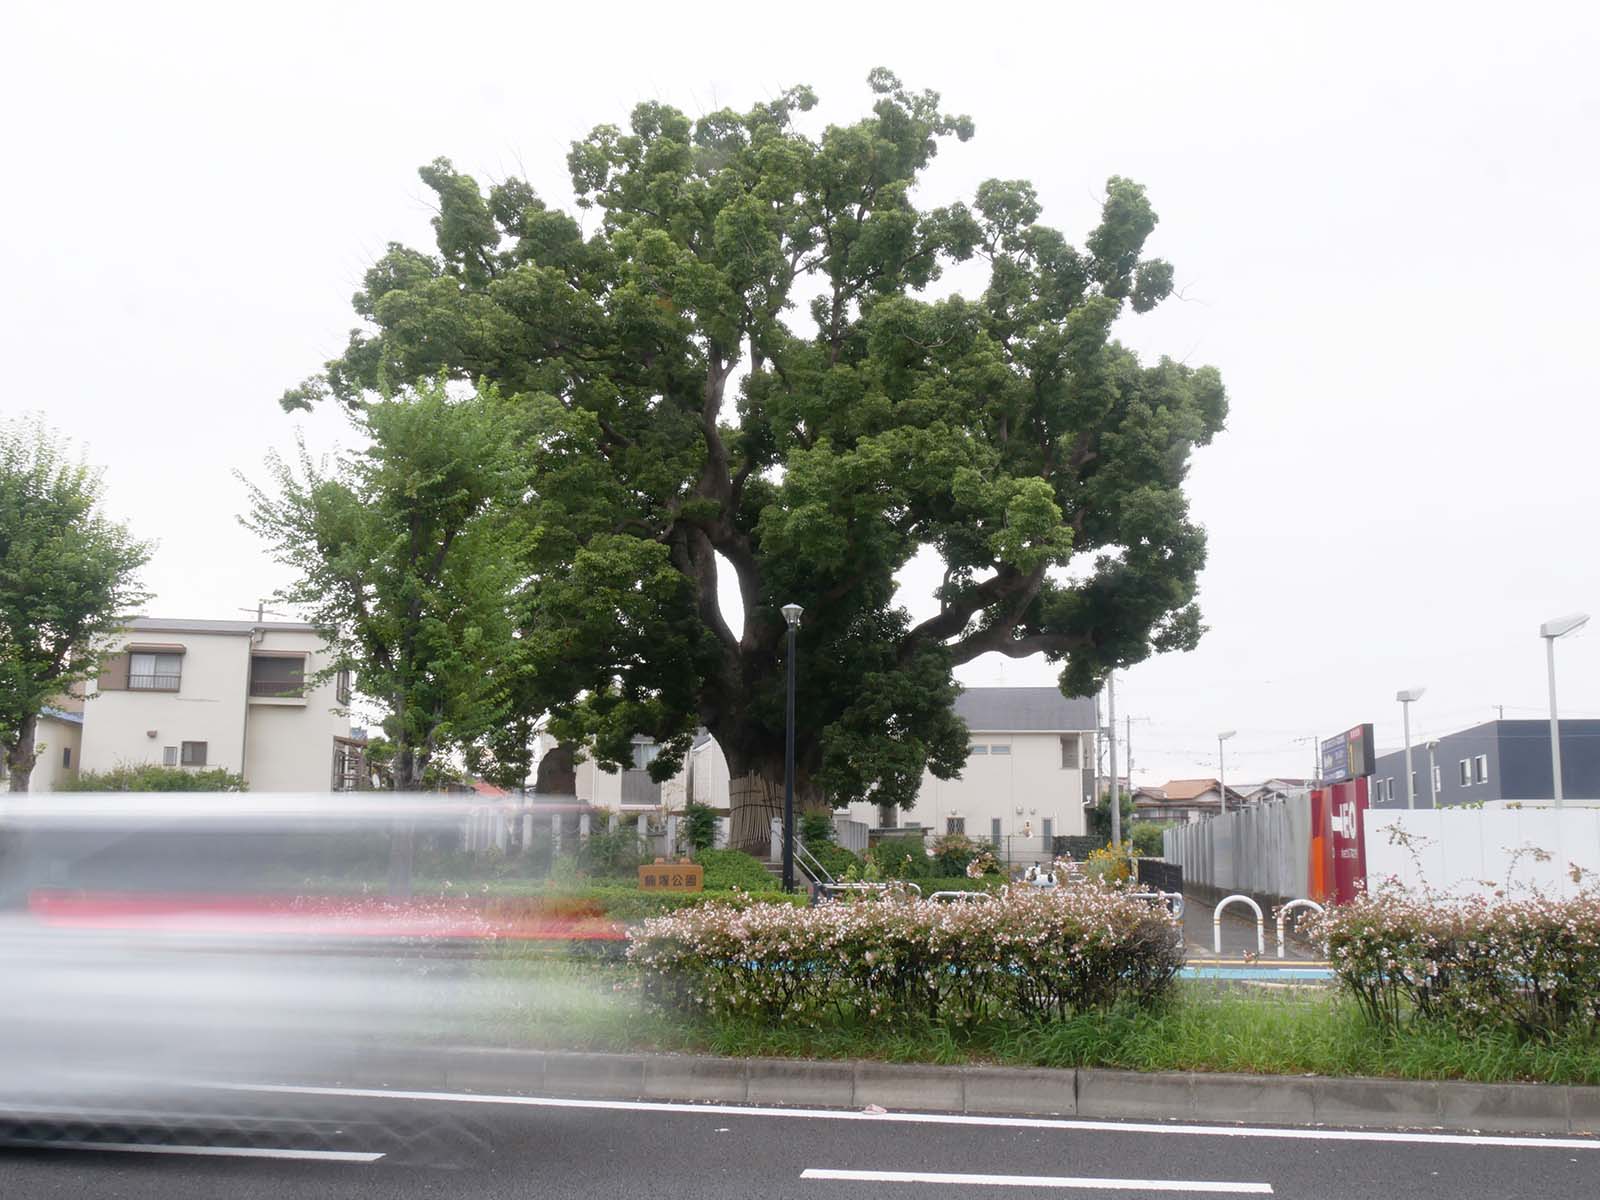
[340,1048,1600,1137]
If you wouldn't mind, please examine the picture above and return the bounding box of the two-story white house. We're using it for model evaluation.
[537,687,1097,848]
[846,687,1099,843]
[80,617,351,791]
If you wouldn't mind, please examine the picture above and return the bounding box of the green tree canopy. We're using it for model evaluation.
[0,417,151,791]
[241,381,537,790]
[282,71,1227,846]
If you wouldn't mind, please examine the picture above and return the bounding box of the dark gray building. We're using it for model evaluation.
[1369,719,1600,808]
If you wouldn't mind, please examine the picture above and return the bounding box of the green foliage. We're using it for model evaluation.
[802,840,862,882]
[682,802,718,852]
[1130,822,1170,857]
[799,811,835,846]
[1318,888,1600,1039]
[1088,790,1136,840]
[693,848,780,892]
[0,416,152,790]
[930,832,979,874]
[867,835,934,879]
[631,887,1183,1023]
[59,764,247,792]
[575,825,648,878]
[282,71,1228,820]
[240,381,537,790]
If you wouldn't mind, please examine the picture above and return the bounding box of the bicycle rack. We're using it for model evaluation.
[1275,898,1325,959]
[1213,893,1265,956]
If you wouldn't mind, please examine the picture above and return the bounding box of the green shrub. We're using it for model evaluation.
[931,833,979,874]
[693,848,779,892]
[576,825,647,878]
[632,885,1183,1022]
[549,884,803,920]
[59,764,248,791]
[682,802,718,852]
[1318,888,1600,1038]
[799,811,835,846]
[867,834,932,880]
[802,840,862,881]
[1130,822,1169,858]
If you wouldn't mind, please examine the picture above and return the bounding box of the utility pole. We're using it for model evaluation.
[1107,673,1120,848]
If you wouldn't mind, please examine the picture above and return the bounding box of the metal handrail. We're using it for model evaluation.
[793,838,835,887]
[817,881,923,902]
[1125,890,1186,919]
[929,890,996,903]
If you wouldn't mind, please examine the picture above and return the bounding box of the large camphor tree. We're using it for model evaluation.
[283,71,1227,848]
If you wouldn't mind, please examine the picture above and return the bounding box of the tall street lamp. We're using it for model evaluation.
[1426,739,1440,808]
[1217,730,1236,815]
[781,602,803,892]
[1541,613,1589,808]
[1396,688,1425,809]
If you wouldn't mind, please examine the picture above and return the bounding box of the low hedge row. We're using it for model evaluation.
[630,885,1182,1023]
[1318,888,1600,1038]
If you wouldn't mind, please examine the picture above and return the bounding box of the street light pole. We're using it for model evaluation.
[781,603,803,892]
[1396,688,1425,809]
[1426,740,1439,808]
[1217,730,1236,815]
[1107,673,1120,848]
[1541,613,1590,808]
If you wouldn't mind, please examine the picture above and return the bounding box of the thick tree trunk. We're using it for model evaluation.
[5,714,38,792]
[728,768,782,855]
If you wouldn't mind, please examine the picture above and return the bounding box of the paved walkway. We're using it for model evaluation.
[1180,891,1323,963]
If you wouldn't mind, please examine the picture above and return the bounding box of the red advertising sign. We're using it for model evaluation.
[1308,778,1369,904]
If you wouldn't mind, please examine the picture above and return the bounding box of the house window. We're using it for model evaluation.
[181,741,207,767]
[946,816,965,835]
[336,668,352,705]
[631,741,660,769]
[968,744,988,756]
[1385,777,1395,803]
[1459,760,1471,786]
[990,744,1011,756]
[62,746,72,768]
[130,652,182,691]
[250,654,306,697]
[991,817,1001,846]
[1060,737,1080,769]
[1411,771,1418,799]
[1042,818,1053,845]
[162,746,179,766]
[1473,755,1488,784]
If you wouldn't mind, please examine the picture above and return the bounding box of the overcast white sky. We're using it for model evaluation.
[6,2,1598,786]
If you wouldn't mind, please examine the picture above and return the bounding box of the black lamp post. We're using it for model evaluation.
[781,602,803,893]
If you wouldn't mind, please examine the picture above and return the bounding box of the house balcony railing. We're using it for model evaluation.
[128,674,181,691]
[249,678,305,698]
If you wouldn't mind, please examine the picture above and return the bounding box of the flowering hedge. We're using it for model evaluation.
[628,885,1182,1023]
[1317,889,1600,1037]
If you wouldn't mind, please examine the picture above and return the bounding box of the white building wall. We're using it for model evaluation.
[81,622,348,790]
[242,627,348,792]
[848,730,1093,839]
[82,634,253,774]
[14,714,82,792]
[690,738,730,808]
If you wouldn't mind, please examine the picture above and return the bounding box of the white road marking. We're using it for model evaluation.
[19,1141,383,1162]
[207,1082,1600,1151]
[802,1167,1272,1193]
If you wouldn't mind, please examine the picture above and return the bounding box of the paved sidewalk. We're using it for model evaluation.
[1181,892,1322,962]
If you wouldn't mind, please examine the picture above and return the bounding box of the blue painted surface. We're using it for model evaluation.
[1181,965,1333,982]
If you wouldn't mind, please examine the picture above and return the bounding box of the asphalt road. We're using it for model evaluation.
[2,1087,1596,1199]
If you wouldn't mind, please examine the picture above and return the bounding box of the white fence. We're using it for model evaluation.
[1162,792,1313,903]
[1364,806,1600,900]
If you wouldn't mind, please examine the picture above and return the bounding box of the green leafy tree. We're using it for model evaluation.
[1089,789,1136,840]
[241,381,534,791]
[0,417,151,791]
[281,71,1227,848]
